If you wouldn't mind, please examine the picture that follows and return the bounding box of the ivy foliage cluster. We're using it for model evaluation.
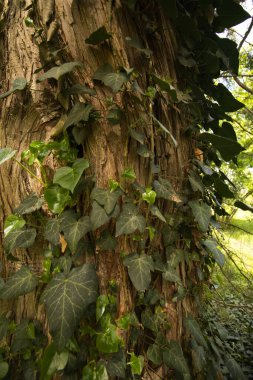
[0,0,250,379]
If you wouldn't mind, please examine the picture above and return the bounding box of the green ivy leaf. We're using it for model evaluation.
[127,353,144,376]
[123,253,154,291]
[40,343,68,380]
[90,201,111,230]
[214,177,234,198]
[63,103,93,130]
[64,83,96,96]
[105,350,126,379]
[82,363,109,380]
[14,193,44,215]
[191,339,206,373]
[214,0,250,29]
[163,267,181,284]
[37,62,82,82]
[163,341,190,380]
[85,26,111,45]
[200,132,244,161]
[0,147,17,165]
[147,344,163,365]
[4,228,36,254]
[125,36,151,56]
[202,239,225,266]
[0,362,9,379]
[62,216,91,253]
[188,171,204,193]
[96,315,121,354]
[53,158,89,193]
[137,145,150,157]
[96,295,109,322]
[97,231,117,250]
[91,188,122,214]
[4,214,26,236]
[225,356,246,380]
[93,64,128,92]
[41,263,98,348]
[154,177,182,203]
[44,185,71,214]
[142,187,156,205]
[44,218,61,246]
[0,266,38,300]
[115,204,145,236]
[121,168,136,180]
[150,205,166,222]
[189,200,212,232]
[0,78,27,99]
[129,129,145,144]
[212,83,244,112]
[184,316,208,349]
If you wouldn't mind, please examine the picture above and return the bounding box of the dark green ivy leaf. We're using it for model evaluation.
[63,103,93,130]
[4,228,37,254]
[37,62,82,82]
[44,185,71,214]
[202,239,225,266]
[41,263,98,349]
[214,0,250,29]
[188,171,204,193]
[0,78,27,99]
[91,188,122,214]
[85,26,112,45]
[115,203,146,236]
[105,350,126,379]
[90,201,111,230]
[0,266,38,300]
[40,343,68,380]
[150,205,166,223]
[200,133,244,161]
[44,218,61,246]
[225,356,246,380]
[14,193,44,215]
[61,216,91,253]
[123,253,154,291]
[191,339,206,373]
[212,83,244,112]
[147,344,163,365]
[64,83,96,96]
[184,316,208,349]
[154,178,182,203]
[93,64,128,92]
[163,341,190,380]
[53,158,89,193]
[189,200,212,232]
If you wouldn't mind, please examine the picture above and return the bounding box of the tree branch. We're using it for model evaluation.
[238,17,253,51]
[232,75,253,95]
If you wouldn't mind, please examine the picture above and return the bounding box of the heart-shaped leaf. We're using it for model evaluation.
[85,26,111,45]
[53,158,89,193]
[4,215,26,236]
[63,103,93,130]
[0,266,38,299]
[44,185,71,214]
[189,200,212,232]
[150,205,166,223]
[0,78,27,99]
[91,188,122,214]
[103,72,128,93]
[61,216,91,252]
[4,228,36,253]
[116,204,145,236]
[64,84,96,96]
[188,171,204,193]
[37,62,82,82]
[123,253,154,291]
[0,148,17,165]
[44,218,61,246]
[41,263,98,348]
[163,341,190,380]
[184,316,208,349]
[90,201,111,230]
[200,132,244,161]
[202,239,225,266]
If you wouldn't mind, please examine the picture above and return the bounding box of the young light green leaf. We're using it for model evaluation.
[85,26,111,45]
[189,200,212,232]
[0,362,9,379]
[0,148,17,165]
[142,187,156,205]
[62,216,91,252]
[202,239,225,266]
[115,204,145,236]
[4,228,36,254]
[53,158,89,193]
[41,263,98,348]
[184,316,208,349]
[127,353,144,376]
[63,103,93,130]
[123,253,154,291]
[44,185,71,214]
[37,62,82,82]
[4,215,26,236]
[150,205,166,223]
[14,193,44,215]
[0,266,38,300]
[91,188,122,214]
[40,343,68,380]
[121,168,136,180]
[163,341,190,380]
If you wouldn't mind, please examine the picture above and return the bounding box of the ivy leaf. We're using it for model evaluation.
[154,177,182,203]
[163,341,190,380]
[200,132,244,161]
[123,253,154,291]
[105,350,126,379]
[14,193,44,215]
[188,171,204,193]
[115,204,145,236]
[129,129,145,144]
[150,205,166,223]
[40,343,68,380]
[147,344,163,365]
[184,316,208,349]
[37,62,82,82]
[96,315,121,354]
[151,115,178,147]
[93,63,114,81]
[121,168,136,180]
[97,231,117,250]
[61,216,91,253]
[4,215,26,236]
[44,218,61,246]
[163,267,181,284]
[225,356,246,380]
[64,83,96,96]
[214,177,234,198]
[53,158,89,193]
[85,26,111,45]
[191,339,206,373]
[4,228,36,254]
[63,103,93,130]
[127,353,144,376]
[212,83,244,112]
[125,36,151,56]
[91,188,122,214]
[90,201,111,230]
[142,187,156,205]
[189,200,212,232]
[0,78,27,99]
[0,266,38,300]
[214,0,250,29]
[137,145,150,157]
[202,239,225,266]
[44,185,71,214]
[41,263,98,348]
[0,147,17,165]
[0,362,9,379]
[103,72,128,93]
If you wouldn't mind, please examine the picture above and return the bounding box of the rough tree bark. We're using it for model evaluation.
[0,0,196,378]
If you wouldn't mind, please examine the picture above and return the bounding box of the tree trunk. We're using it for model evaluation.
[0,0,197,378]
